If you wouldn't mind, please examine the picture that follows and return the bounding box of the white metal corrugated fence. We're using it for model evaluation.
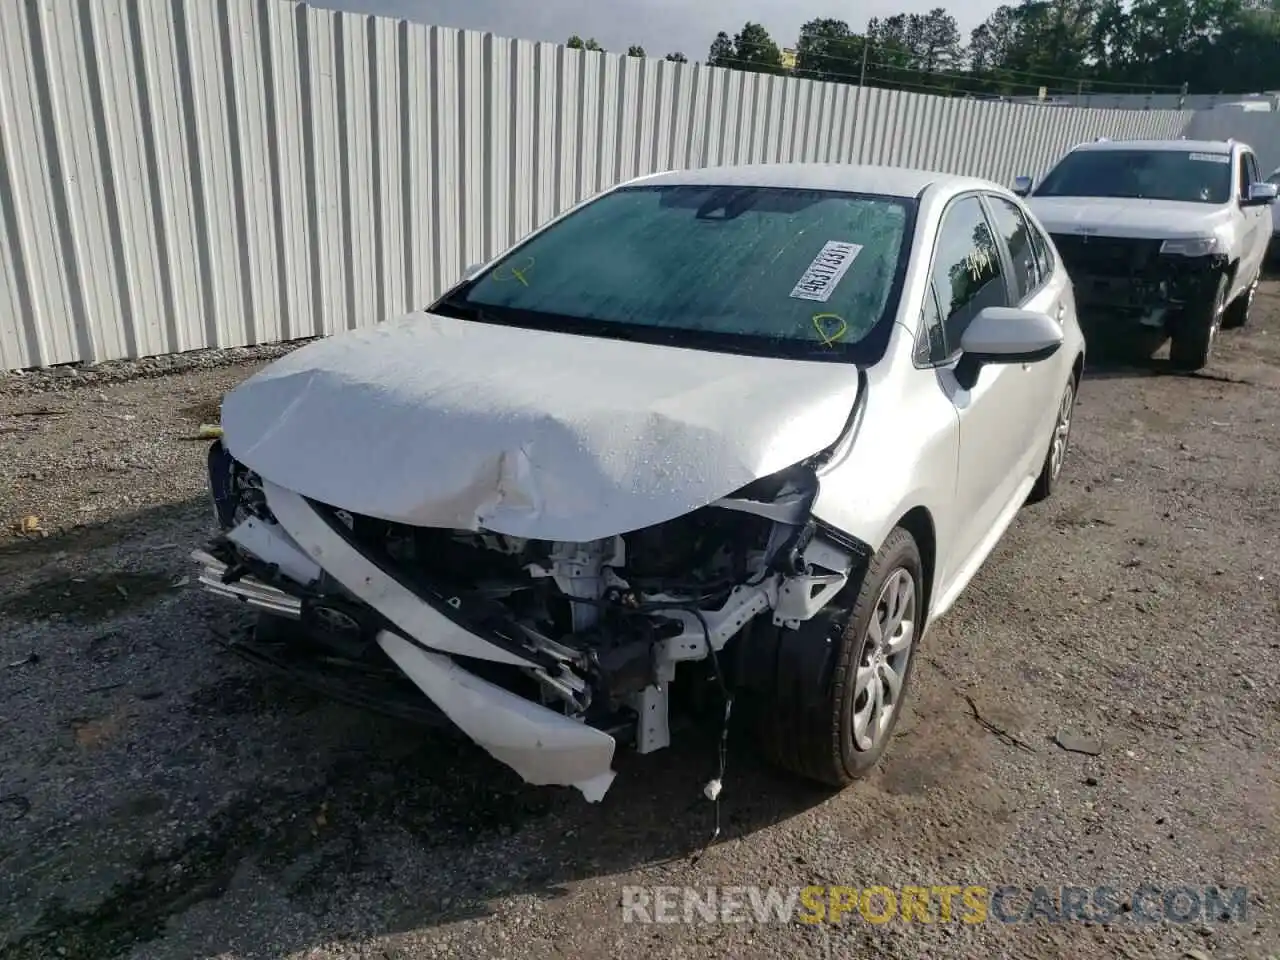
[0,0,1193,370]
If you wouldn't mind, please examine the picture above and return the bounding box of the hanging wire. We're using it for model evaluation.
[708,32,1187,94]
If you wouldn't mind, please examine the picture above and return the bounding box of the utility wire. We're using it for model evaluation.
[711,33,1186,92]
[710,57,1109,101]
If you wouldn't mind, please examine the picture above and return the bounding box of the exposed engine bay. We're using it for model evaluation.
[195,441,866,802]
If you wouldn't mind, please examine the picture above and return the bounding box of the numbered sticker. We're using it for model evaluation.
[789,241,864,303]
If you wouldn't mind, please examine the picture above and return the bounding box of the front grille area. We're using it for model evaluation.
[1049,233,1222,314]
[1049,234,1165,279]
[207,441,274,529]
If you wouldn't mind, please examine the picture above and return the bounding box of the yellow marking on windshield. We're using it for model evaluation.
[812,312,848,347]
[492,256,535,286]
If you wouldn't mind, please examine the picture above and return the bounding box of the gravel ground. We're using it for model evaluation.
[1,287,1279,960]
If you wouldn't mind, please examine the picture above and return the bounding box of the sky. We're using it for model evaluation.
[312,0,1006,60]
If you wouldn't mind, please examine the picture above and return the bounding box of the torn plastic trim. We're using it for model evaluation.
[377,631,618,802]
[262,481,546,671]
[772,535,859,627]
[225,516,321,587]
[711,462,820,526]
[300,494,563,673]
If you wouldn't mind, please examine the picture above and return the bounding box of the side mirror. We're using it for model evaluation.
[955,306,1063,389]
[461,262,485,281]
[1012,175,1033,197]
[1244,182,1278,206]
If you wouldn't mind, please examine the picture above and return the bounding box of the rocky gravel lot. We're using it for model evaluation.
[2,287,1279,960]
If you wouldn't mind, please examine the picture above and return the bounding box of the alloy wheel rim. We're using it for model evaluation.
[852,568,916,752]
[1049,382,1074,481]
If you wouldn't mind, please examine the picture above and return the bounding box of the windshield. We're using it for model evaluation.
[1033,149,1233,204]
[437,184,915,363]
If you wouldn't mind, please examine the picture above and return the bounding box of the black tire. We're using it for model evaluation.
[1169,274,1228,371]
[754,527,924,787]
[1026,374,1077,504]
[1221,271,1257,330]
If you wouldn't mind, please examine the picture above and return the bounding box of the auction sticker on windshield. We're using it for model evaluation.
[1188,152,1230,163]
[790,241,864,302]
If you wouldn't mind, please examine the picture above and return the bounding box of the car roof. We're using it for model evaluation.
[1071,138,1244,155]
[629,163,995,199]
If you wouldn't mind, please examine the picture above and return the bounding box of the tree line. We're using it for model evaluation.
[573,0,1280,98]
[566,36,688,63]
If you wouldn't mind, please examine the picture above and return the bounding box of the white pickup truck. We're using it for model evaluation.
[1016,138,1277,370]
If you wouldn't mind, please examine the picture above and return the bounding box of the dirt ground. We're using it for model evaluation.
[1,283,1278,960]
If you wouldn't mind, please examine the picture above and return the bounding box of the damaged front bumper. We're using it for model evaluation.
[1049,234,1226,328]
[192,442,863,802]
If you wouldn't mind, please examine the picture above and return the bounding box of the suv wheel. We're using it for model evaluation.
[1221,271,1257,329]
[1170,274,1228,371]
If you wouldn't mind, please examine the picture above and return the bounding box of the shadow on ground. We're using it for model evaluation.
[0,500,206,573]
[6,693,832,959]
[1076,310,1256,385]
[0,497,836,960]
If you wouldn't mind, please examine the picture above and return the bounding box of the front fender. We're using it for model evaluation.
[808,370,959,577]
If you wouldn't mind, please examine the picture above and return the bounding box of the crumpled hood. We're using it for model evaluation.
[221,312,861,542]
[1029,196,1231,240]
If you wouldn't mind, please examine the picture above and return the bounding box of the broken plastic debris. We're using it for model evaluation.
[195,424,223,440]
[14,516,45,537]
[703,778,723,801]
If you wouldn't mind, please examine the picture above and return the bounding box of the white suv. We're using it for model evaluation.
[1268,165,1280,251]
[1016,139,1277,370]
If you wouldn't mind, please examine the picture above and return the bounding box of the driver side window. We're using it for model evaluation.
[929,196,1009,353]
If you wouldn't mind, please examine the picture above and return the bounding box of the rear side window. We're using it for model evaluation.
[1028,220,1052,279]
[930,196,1008,347]
[986,196,1042,301]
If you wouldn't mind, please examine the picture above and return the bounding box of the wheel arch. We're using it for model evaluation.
[892,506,936,631]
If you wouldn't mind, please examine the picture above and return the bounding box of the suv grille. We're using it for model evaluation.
[1049,234,1165,279]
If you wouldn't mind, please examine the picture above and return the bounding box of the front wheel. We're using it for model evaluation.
[1221,270,1257,330]
[1027,375,1076,504]
[1169,274,1228,371]
[755,527,924,787]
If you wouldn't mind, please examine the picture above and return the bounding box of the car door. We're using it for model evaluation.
[1269,167,1280,238]
[981,192,1075,468]
[1237,151,1268,288]
[915,194,1045,579]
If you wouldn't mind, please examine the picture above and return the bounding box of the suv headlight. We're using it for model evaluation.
[1160,237,1219,257]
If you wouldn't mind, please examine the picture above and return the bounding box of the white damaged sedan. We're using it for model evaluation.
[193,163,1085,802]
